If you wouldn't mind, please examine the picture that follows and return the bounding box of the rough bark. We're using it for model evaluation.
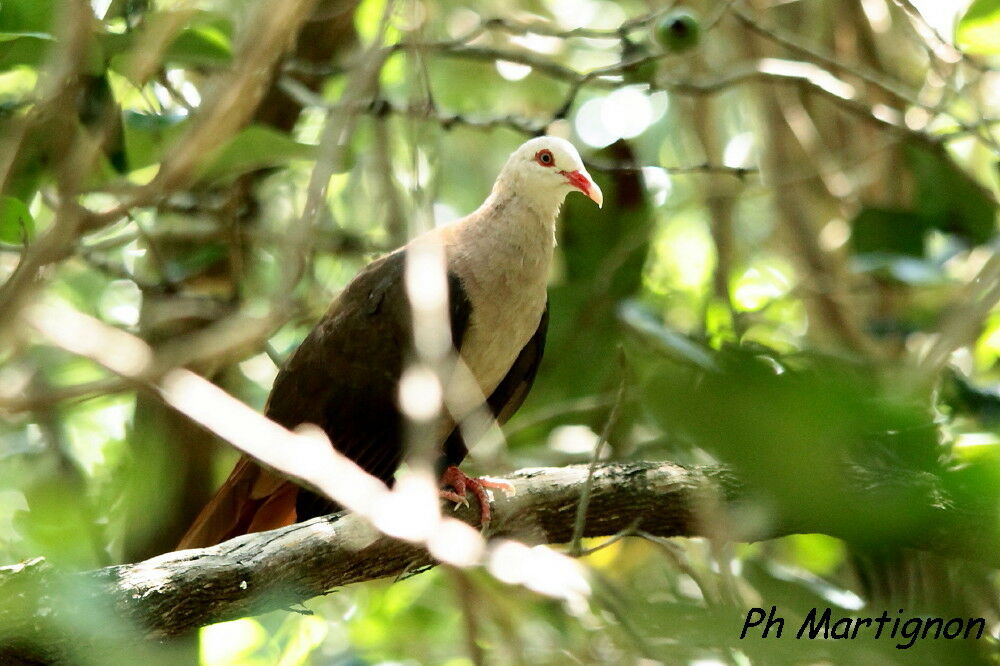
[0,461,994,663]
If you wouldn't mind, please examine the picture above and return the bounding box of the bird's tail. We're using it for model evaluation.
[175,456,299,550]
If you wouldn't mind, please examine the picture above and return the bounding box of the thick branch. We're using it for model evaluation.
[0,461,994,661]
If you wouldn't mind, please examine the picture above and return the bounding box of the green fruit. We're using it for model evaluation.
[654,9,701,53]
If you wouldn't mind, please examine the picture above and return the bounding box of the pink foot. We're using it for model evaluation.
[439,465,513,525]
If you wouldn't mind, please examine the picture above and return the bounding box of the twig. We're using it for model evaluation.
[570,353,628,555]
[586,160,758,178]
[636,531,722,607]
[569,521,640,558]
[887,0,984,71]
[280,82,765,179]
[732,3,920,110]
[478,11,662,41]
[503,392,618,439]
[733,3,998,152]
[912,250,1000,388]
[447,568,486,666]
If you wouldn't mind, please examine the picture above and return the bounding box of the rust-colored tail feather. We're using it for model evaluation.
[176,456,299,550]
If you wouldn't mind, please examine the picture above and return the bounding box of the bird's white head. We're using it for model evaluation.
[498,136,603,211]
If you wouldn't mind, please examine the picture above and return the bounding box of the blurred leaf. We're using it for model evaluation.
[957,0,1000,55]
[618,299,717,371]
[0,31,50,41]
[13,477,103,567]
[779,534,848,577]
[165,23,232,67]
[0,0,55,33]
[905,144,997,246]
[197,124,316,183]
[621,41,657,87]
[165,242,227,282]
[637,342,946,544]
[200,618,268,666]
[122,110,187,170]
[0,196,34,244]
[850,207,927,256]
[763,559,862,609]
[0,32,54,70]
[104,12,233,82]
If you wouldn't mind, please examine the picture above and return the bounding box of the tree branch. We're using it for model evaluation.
[1,460,995,662]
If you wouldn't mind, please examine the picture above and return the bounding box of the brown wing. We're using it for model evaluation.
[178,250,475,547]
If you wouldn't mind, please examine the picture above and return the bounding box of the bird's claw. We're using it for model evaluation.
[439,465,510,526]
[438,489,470,509]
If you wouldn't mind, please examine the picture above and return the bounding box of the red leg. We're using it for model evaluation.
[439,465,513,525]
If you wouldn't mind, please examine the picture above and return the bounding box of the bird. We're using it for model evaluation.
[177,136,603,549]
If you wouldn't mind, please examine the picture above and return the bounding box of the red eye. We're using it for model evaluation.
[535,149,555,167]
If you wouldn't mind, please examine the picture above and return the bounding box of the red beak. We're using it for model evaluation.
[560,169,603,207]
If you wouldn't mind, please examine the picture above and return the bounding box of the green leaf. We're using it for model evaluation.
[0,196,35,244]
[638,344,947,543]
[957,0,1000,55]
[850,207,928,256]
[0,0,55,33]
[0,31,51,42]
[165,23,232,67]
[618,299,718,371]
[196,124,316,183]
[104,12,232,83]
[0,31,54,69]
[122,110,188,171]
[164,242,228,282]
[905,144,997,246]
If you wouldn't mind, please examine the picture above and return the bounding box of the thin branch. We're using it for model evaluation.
[571,357,628,554]
[636,531,722,607]
[732,4,919,109]
[911,250,1000,388]
[887,0,984,71]
[477,10,664,41]
[447,568,486,666]
[570,522,639,558]
[733,4,998,153]
[279,82,762,178]
[586,160,758,178]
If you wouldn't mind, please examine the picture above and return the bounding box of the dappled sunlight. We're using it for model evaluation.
[27,302,154,378]
[487,540,592,615]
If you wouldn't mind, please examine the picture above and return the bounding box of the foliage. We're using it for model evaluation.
[0,0,998,663]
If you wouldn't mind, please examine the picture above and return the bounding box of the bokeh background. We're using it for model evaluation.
[0,0,998,663]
